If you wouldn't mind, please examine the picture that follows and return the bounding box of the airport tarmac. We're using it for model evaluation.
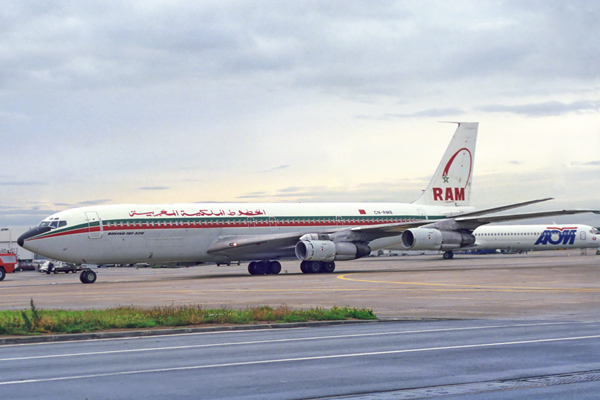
[1,250,599,320]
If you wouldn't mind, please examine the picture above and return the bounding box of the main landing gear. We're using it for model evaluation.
[443,251,454,260]
[300,260,335,274]
[79,269,97,284]
[248,261,282,275]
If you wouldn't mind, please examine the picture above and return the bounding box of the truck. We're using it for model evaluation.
[0,253,18,281]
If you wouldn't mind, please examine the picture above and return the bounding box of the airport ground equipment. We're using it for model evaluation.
[0,253,18,281]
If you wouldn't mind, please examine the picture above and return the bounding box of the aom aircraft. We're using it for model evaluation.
[17,122,598,284]
[400,224,600,255]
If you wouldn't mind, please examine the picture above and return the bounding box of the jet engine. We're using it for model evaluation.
[295,240,371,262]
[400,228,475,251]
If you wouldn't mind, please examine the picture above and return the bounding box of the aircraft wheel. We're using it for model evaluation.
[443,251,454,260]
[248,262,258,275]
[255,261,269,275]
[53,270,59,274]
[268,261,281,275]
[596,250,600,256]
[307,261,322,274]
[300,261,309,273]
[0,268,5,281]
[322,261,335,273]
[80,270,97,284]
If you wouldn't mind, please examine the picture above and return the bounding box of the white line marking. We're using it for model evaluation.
[0,321,578,361]
[0,326,308,348]
[2,333,600,386]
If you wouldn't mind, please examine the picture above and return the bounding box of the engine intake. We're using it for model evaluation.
[295,240,371,261]
[401,228,475,251]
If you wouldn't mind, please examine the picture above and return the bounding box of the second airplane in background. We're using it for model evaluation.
[399,223,600,257]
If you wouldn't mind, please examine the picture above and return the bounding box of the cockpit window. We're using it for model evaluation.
[38,220,67,229]
[591,228,600,235]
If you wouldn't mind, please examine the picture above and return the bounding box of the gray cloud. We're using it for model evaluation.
[236,191,267,199]
[478,100,600,117]
[572,161,600,167]
[139,187,170,191]
[0,181,46,186]
[1,1,598,228]
[3,2,599,97]
[260,165,290,173]
[277,187,302,193]
[372,108,466,119]
[76,199,112,206]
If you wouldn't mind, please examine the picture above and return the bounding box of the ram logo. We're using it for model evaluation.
[433,187,465,202]
[432,147,472,202]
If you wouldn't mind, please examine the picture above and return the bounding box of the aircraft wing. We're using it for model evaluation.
[348,198,599,236]
[448,209,600,231]
[207,231,306,255]
[348,198,557,236]
[349,219,439,235]
[447,197,554,218]
[206,199,599,260]
[206,230,341,258]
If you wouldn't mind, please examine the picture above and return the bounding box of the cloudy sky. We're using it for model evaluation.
[1,0,599,227]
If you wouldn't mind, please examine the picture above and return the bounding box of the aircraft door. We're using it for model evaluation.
[336,216,344,226]
[581,231,586,241]
[85,211,103,239]
[417,209,428,220]
[247,217,256,228]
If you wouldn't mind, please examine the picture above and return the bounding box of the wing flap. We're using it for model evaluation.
[206,231,305,255]
[349,219,437,235]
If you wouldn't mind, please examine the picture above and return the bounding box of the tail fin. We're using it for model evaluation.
[413,122,478,206]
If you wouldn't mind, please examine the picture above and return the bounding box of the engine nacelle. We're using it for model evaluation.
[295,240,371,262]
[401,228,475,251]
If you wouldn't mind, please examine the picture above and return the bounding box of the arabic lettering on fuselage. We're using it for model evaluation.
[129,209,266,218]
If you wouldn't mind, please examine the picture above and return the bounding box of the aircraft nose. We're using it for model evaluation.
[17,227,52,248]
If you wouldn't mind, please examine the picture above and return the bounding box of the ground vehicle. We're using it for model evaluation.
[0,253,18,281]
[38,260,80,274]
[16,261,36,271]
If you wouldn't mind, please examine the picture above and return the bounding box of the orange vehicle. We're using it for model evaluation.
[0,253,18,281]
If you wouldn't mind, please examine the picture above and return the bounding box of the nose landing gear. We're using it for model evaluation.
[79,269,97,284]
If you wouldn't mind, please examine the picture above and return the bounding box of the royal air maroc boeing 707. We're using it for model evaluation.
[17,122,599,283]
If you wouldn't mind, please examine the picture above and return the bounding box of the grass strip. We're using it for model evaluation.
[0,299,376,336]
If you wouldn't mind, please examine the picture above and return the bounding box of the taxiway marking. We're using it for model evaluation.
[337,273,600,292]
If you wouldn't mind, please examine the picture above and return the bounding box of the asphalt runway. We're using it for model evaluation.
[1,250,599,320]
[2,319,600,399]
[2,250,600,399]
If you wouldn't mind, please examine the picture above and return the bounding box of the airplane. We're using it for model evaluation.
[17,122,599,284]
[399,223,600,255]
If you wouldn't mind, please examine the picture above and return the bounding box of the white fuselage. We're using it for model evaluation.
[470,224,600,251]
[21,202,474,265]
